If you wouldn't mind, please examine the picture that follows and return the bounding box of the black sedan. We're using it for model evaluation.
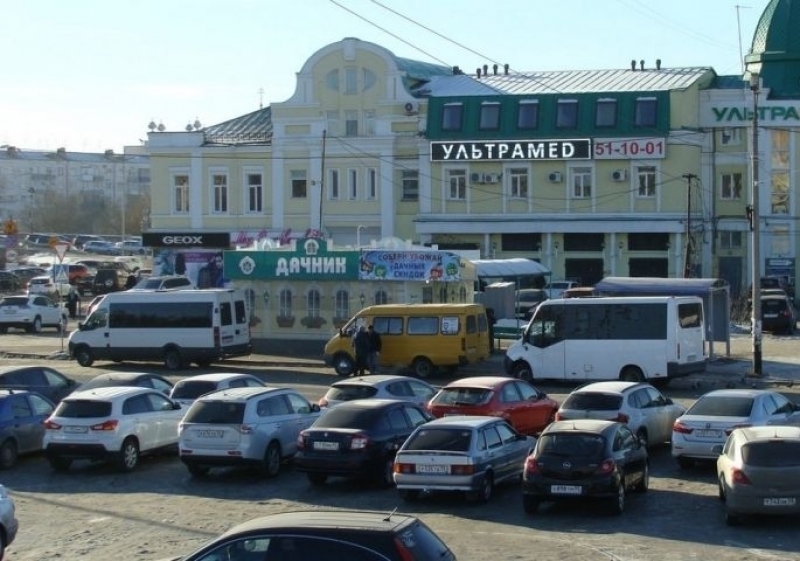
[76,371,174,395]
[521,419,649,515]
[294,398,433,487]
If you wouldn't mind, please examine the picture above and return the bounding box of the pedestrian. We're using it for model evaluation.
[486,307,497,353]
[367,324,382,374]
[352,325,370,376]
[66,286,80,319]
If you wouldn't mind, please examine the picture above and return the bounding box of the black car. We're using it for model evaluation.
[0,389,55,468]
[0,272,20,293]
[521,419,649,515]
[0,366,78,404]
[173,509,457,561]
[294,398,433,487]
[91,267,128,295]
[761,294,797,335]
[76,372,174,395]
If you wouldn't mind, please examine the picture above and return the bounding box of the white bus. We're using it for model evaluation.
[503,296,706,385]
[68,289,252,370]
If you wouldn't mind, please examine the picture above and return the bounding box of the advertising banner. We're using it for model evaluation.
[358,250,462,281]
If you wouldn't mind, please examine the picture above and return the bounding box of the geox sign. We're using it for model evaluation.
[430,139,592,161]
[142,232,232,248]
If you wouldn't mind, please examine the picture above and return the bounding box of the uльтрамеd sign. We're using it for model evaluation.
[430,139,591,161]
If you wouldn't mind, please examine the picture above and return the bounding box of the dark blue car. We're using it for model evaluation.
[0,389,55,468]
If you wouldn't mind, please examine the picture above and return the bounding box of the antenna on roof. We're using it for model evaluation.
[735,5,752,74]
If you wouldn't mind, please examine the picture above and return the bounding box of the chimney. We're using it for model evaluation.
[493,64,498,75]
[640,60,645,70]
[504,63,509,75]
[452,66,460,75]
[476,68,481,78]
[56,147,66,156]
[631,60,636,71]
[483,64,488,76]
[104,149,114,157]
[656,58,662,70]
[6,146,17,156]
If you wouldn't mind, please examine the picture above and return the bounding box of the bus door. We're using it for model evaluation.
[527,304,566,380]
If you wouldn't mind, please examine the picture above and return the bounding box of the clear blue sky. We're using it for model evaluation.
[0,0,769,153]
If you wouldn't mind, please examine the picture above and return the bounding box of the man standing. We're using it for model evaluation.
[367,324,382,375]
[352,325,370,377]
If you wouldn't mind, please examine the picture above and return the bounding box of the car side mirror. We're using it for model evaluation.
[173,402,182,410]
[310,404,321,413]
[665,397,674,405]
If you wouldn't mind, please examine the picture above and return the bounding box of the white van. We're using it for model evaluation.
[504,296,706,385]
[68,289,251,370]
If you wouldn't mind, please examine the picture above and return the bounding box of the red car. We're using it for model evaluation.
[427,376,559,436]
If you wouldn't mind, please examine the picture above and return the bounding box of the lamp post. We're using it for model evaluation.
[356,225,366,248]
[749,71,762,376]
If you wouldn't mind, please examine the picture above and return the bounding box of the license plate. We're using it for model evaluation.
[196,429,224,438]
[764,497,796,506]
[551,485,582,495]
[694,429,721,438]
[416,464,451,474]
[313,441,339,451]
[64,426,88,434]
[765,313,779,318]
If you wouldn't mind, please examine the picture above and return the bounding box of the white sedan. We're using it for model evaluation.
[0,295,67,334]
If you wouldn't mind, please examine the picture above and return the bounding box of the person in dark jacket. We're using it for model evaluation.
[367,324,382,375]
[352,325,370,376]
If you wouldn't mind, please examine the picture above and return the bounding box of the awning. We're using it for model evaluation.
[472,258,550,278]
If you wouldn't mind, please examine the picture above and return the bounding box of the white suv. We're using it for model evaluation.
[178,386,322,478]
[130,275,195,291]
[43,386,184,472]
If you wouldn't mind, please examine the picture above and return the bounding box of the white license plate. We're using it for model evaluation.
[694,429,721,438]
[551,485,582,495]
[64,426,88,434]
[416,464,451,474]
[196,429,224,438]
[765,313,779,318]
[764,497,796,506]
[313,441,339,451]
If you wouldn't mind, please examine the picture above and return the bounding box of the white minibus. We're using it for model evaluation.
[503,296,706,385]
[68,289,251,370]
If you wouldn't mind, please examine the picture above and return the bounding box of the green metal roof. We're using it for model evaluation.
[745,0,800,98]
[203,107,272,146]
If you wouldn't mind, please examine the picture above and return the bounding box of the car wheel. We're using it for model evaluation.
[522,494,540,514]
[377,457,394,488]
[262,442,281,478]
[0,439,18,470]
[399,489,420,502]
[718,475,726,502]
[307,473,327,486]
[511,362,533,382]
[0,531,5,560]
[634,462,649,493]
[164,349,183,371]
[115,437,140,472]
[620,367,644,383]
[608,483,625,515]
[636,429,649,450]
[469,471,494,503]
[31,316,42,334]
[186,462,210,478]
[75,346,94,367]
[333,354,355,377]
[48,455,72,472]
[676,456,694,470]
[411,357,434,379]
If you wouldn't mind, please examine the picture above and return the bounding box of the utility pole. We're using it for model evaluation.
[749,72,762,376]
[682,173,697,278]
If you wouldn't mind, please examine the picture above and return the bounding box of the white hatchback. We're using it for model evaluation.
[43,386,185,472]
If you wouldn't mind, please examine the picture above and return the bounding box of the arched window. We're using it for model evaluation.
[459,286,467,303]
[335,289,350,319]
[375,289,388,305]
[279,288,293,317]
[307,289,321,318]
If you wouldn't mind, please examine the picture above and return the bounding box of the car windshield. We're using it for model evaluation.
[687,395,754,417]
[183,400,246,424]
[137,278,164,289]
[404,428,472,452]
[433,388,492,406]
[537,433,606,457]
[325,385,378,401]
[55,400,113,418]
[171,381,219,400]
[312,407,379,429]
[562,393,622,411]
[742,441,800,467]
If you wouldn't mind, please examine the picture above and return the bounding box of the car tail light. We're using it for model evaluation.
[297,432,307,449]
[524,456,541,475]
[43,419,62,430]
[451,464,474,475]
[239,424,254,435]
[393,536,415,561]
[91,420,118,431]
[598,458,616,474]
[350,434,369,450]
[673,421,693,434]
[725,423,752,436]
[731,468,752,485]
[555,412,564,421]
[394,462,413,474]
[318,397,328,408]
[616,412,630,424]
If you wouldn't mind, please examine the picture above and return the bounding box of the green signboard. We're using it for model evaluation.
[223,238,359,280]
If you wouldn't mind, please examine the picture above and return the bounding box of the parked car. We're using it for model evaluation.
[672,388,800,468]
[76,371,174,395]
[169,373,266,407]
[113,240,146,255]
[521,419,649,515]
[543,280,581,299]
[82,240,116,255]
[42,386,184,472]
[71,234,106,251]
[91,267,128,295]
[0,389,55,469]
[394,415,535,503]
[179,386,321,478]
[555,381,686,448]
[0,295,67,334]
[129,275,195,291]
[427,376,558,436]
[46,263,92,289]
[318,374,438,409]
[170,510,457,561]
[294,398,433,487]
[7,267,46,290]
[0,272,20,293]
[27,275,71,300]
[761,293,797,334]
[515,288,548,320]
[0,366,78,403]
[0,484,18,560]
[718,425,800,526]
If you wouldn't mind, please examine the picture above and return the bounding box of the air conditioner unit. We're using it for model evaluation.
[403,101,419,115]
[612,169,628,182]
[470,172,482,183]
[548,172,563,183]
[486,173,501,183]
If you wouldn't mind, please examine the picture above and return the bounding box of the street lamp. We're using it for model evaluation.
[749,71,762,377]
[356,225,367,247]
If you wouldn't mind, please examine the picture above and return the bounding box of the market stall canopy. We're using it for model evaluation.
[472,258,550,279]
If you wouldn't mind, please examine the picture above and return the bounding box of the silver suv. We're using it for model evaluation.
[178,386,322,478]
[130,275,195,291]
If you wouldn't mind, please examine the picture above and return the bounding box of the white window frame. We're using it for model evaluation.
[366,168,378,200]
[446,169,467,201]
[719,231,743,249]
[325,111,339,136]
[401,169,419,201]
[635,165,656,198]
[345,110,358,136]
[171,170,190,214]
[569,166,592,199]
[720,127,743,146]
[243,167,264,214]
[720,172,743,200]
[348,168,358,200]
[328,169,340,200]
[209,169,229,214]
[508,167,529,199]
